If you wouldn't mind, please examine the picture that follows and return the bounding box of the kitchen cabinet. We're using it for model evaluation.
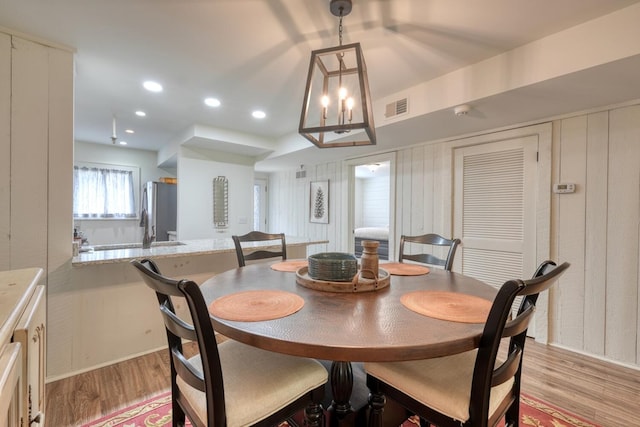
[0,268,45,426]
[0,343,21,427]
[14,284,46,425]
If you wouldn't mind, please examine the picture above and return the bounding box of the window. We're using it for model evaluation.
[73,163,138,219]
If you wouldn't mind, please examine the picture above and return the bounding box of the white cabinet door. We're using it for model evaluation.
[0,343,22,427]
[14,285,46,426]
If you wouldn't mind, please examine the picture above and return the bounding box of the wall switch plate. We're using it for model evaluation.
[553,183,576,194]
[238,216,248,224]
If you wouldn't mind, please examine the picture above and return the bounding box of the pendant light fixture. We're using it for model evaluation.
[299,0,376,148]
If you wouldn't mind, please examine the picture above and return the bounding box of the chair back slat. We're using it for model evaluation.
[401,253,446,267]
[232,231,287,267]
[133,259,183,298]
[160,303,198,342]
[171,348,206,392]
[244,249,284,262]
[398,233,461,271]
[491,347,522,387]
[502,304,535,338]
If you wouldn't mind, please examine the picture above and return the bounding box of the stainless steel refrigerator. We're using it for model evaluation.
[140,181,177,242]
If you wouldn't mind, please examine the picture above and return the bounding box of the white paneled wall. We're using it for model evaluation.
[0,32,73,273]
[268,145,453,257]
[551,105,640,366]
[359,176,389,228]
[395,144,452,240]
[268,165,340,255]
[268,102,640,369]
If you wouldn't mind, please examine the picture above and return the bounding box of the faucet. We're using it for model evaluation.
[140,208,156,249]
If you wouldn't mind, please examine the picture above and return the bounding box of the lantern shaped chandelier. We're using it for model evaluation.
[299,0,376,148]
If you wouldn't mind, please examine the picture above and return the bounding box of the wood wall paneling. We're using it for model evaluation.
[10,37,49,270]
[436,143,453,241]
[47,47,74,267]
[533,125,553,343]
[557,116,588,350]
[606,105,640,364]
[411,146,425,236]
[360,176,389,228]
[0,33,10,271]
[422,144,435,242]
[399,149,413,239]
[583,111,609,356]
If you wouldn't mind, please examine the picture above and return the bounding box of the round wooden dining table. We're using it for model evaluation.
[200,261,497,423]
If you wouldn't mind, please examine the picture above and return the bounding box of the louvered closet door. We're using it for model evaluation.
[453,136,538,288]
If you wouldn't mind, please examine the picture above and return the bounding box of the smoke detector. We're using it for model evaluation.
[454,105,471,116]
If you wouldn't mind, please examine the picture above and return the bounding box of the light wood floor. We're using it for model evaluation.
[44,339,640,427]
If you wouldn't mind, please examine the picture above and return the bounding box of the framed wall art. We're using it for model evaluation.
[309,180,329,224]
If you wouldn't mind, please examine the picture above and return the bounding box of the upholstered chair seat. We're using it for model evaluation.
[365,350,513,423]
[178,340,327,426]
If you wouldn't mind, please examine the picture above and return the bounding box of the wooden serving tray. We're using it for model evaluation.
[296,266,390,293]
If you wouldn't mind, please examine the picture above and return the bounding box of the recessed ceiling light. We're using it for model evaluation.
[204,97,221,107]
[119,141,127,145]
[135,111,146,117]
[252,110,266,119]
[125,129,134,134]
[143,81,163,92]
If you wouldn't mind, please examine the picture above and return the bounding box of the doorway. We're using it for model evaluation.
[453,136,538,286]
[451,123,552,339]
[345,153,396,260]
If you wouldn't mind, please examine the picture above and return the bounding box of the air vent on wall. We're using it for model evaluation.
[385,97,408,119]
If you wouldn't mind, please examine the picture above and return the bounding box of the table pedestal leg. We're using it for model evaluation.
[328,361,353,426]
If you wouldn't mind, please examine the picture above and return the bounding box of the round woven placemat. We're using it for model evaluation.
[401,290,492,323]
[270,259,308,272]
[209,290,304,322]
[380,262,430,276]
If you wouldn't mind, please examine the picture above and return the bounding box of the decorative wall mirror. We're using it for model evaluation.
[212,176,229,229]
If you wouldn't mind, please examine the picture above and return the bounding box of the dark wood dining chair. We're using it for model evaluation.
[232,231,287,267]
[131,258,327,427]
[398,233,461,271]
[365,260,570,427]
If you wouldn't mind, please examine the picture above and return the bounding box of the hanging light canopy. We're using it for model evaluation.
[299,0,376,148]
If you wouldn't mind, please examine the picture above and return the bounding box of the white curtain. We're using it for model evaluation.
[73,166,136,218]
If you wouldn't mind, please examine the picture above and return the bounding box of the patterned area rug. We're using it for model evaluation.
[81,391,601,427]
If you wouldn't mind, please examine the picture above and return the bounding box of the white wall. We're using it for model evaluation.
[359,175,390,228]
[267,101,640,370]
[268,164,340,256]
[177,147,255,240]
[73,141,176,245]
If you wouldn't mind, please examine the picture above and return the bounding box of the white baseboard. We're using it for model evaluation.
[45,345,167,383]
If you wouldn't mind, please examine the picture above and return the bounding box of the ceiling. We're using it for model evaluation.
[1,0,640,172]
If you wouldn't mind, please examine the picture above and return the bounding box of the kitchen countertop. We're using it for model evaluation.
[72,236,328,266]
